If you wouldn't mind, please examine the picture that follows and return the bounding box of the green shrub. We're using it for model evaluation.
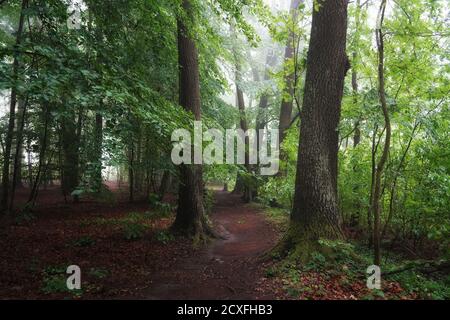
[391,270,450,300]
[155,230,174,244]
[258,176,295,209]
[42,275,71,294]
[41,265,82,296]
[123,222,147,240]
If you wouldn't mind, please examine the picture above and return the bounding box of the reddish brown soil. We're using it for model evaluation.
[141,191,280,300]
[0,188,280,299]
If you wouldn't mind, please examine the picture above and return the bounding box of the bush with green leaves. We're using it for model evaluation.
[41,265,82,296]
[155,230,175,244]
[122,222,147,240]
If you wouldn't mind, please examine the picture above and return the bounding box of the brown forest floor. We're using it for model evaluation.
[0,187,282,299]
[143,191,280,299]
[0,185,416,300]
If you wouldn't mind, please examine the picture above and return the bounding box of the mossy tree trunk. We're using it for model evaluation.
[281,0,350,261]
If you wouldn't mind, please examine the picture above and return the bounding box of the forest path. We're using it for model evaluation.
[144,191,279,299]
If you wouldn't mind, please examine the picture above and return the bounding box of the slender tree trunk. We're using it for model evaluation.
[26,138,33,187]
[135,126,143,194]
[372,0,390,266]
[280,0,350,261]
[253,51,277,196]
[382,121,418,238]
[13,99,27,189]
[232,28,253,202]
[279,0,303,145]
[1,0,27,214]
[256,50,277,133]
[352,54,361,147]
[28,104,50,205]
[128,142,134,202]
[10,97,28,211]
[171,0,213,240]
[61,111,80,202]
[235,68,253,202]
[93,113,103,193]
[352,0,362,148]
[367,125,381,247]
[350,3,361,224]
[351,48,361,227]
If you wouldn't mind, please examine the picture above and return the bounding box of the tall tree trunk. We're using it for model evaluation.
[26,137,33,187]
[135,126,143,194]
[171,0,213,241]
[253,51,277,196]
[279,0,303,145]
[28,104,50,206]
[231,28,253,202]
[1,0,27,214]
[93,113,103,193]
[352,0,362,148]
[352,53,361,147]
[350,0,362,227]
[128,142,134,202]
[61,111,80,202]
[235,65,253,202]
[256,50,277,133]
[13,99,27,189]
[10,97,28,211]
[280,0,350,261]
[372,0,390,266]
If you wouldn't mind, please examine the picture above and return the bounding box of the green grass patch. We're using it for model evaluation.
[41,265,83,297]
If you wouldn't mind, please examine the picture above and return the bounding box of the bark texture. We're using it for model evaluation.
[283,0,350,260]
[93,113,103,193]
[171,0,212,240]
[61,112,80,202]
[1,0,27,214]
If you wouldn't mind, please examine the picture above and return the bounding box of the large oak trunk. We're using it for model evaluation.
[171,0,212,240]
[283,0,350,260]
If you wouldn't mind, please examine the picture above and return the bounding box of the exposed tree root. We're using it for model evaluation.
[170,216,222,246]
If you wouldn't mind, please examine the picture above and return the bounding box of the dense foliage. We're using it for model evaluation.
[0,0,448,299]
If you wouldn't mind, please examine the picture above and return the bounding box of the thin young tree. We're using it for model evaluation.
[352,0,362,148]
[372,0,390,266]
[279,0,303,145]
[1,0,27,214]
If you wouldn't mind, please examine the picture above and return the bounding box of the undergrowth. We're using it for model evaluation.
[259,206,449,300]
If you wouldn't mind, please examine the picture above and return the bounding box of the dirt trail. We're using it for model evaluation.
[144,191,279,300]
